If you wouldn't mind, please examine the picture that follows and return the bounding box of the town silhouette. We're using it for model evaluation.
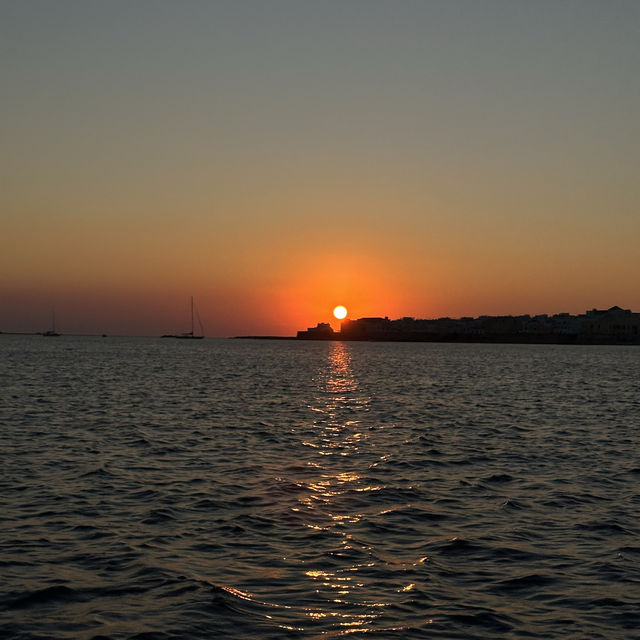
[297,306,640,344]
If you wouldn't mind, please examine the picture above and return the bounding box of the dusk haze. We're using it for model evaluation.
[2,1,639,336]
[3,3,640,640]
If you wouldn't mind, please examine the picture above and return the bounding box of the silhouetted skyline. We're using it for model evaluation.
[296,306,640,344]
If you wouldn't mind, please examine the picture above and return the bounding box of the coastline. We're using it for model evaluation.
[291,305,640,345]
[235,334,639,345]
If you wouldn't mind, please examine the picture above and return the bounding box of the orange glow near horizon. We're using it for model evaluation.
[267,248,414,336]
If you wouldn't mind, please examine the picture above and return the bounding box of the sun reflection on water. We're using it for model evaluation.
[293,341,393,632]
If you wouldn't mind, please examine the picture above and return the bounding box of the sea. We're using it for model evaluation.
[1,335,639,639]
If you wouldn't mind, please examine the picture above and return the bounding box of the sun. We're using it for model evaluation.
[333,305,348,320]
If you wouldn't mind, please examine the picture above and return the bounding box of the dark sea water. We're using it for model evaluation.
[1,335,639,639]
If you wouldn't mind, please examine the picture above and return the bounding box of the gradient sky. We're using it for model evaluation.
[2,0,639,336]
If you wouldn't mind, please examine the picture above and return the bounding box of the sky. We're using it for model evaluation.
[2,0,639,336]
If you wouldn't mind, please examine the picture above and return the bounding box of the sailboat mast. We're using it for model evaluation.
[190,296,194,336]
[52,310,56,333]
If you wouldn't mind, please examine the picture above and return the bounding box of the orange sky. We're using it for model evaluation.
[2,3,639,336]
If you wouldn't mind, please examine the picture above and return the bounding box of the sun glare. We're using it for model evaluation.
[333,305,348,320]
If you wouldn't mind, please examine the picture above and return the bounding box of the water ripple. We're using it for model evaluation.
[1,336,639,638]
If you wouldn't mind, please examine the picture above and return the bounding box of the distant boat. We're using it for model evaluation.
[43,310,60,337]
[162,296,204,339]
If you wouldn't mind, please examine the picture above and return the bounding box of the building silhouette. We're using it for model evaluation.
[296,306,640,344]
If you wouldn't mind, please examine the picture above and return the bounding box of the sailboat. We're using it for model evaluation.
[162,297,204,339]
[43,310,60,337]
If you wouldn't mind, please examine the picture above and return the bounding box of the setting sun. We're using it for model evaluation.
[333,305,348,320]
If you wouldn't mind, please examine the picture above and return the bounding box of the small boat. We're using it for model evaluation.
[162,297,204,339]
[43,311,60,337]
